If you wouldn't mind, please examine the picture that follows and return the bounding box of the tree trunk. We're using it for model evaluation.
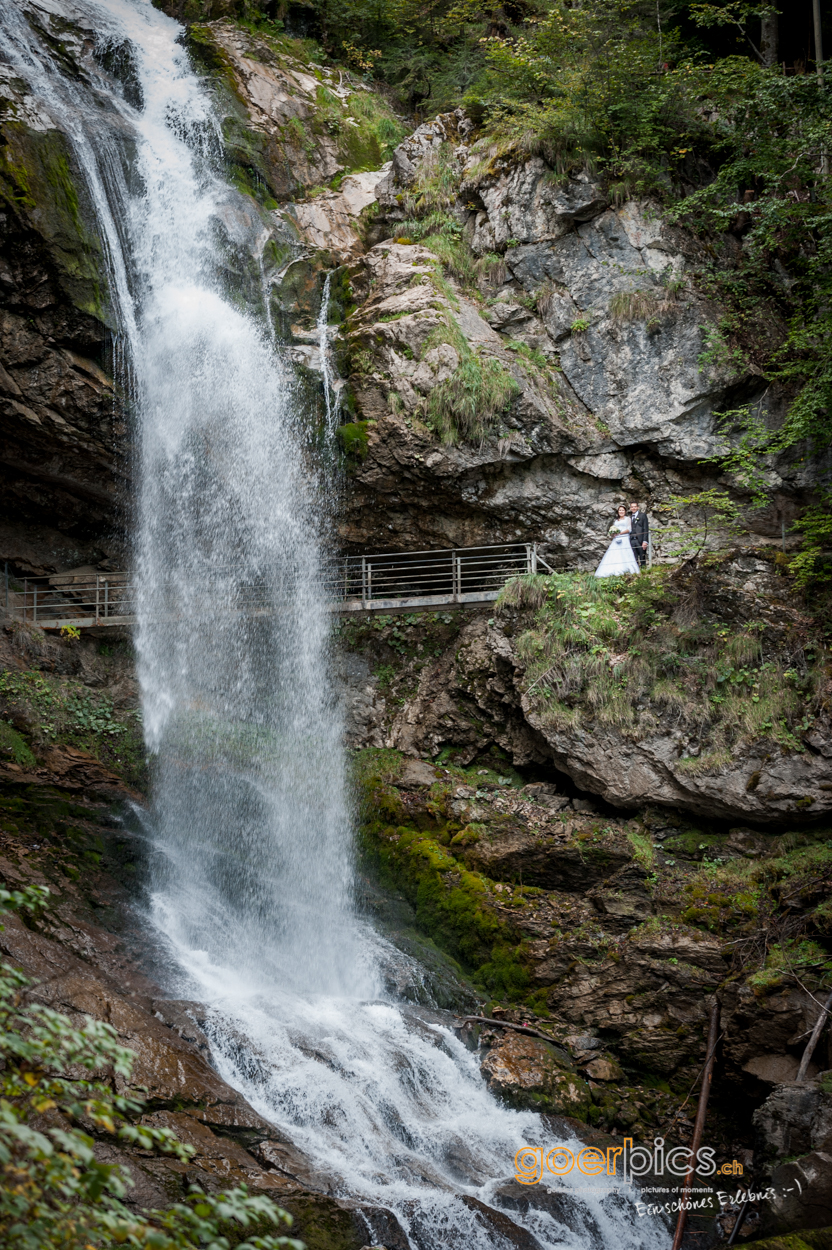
[760,12,779,67]
[813,0,824,83]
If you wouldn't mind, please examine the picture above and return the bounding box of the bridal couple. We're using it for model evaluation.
[595,502,649,578]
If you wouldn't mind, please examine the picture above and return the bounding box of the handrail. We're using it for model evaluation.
[1,541,660,630]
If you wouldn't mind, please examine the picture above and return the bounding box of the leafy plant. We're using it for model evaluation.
[0,886,303,1250]
[656,489,744,561]
[510,564,822,754]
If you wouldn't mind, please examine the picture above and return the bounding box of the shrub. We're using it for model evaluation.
[427,352,518,446]
[0,886,302,1250]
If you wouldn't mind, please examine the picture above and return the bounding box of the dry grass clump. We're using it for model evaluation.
[497,574,550,610]
[608,288,679,327]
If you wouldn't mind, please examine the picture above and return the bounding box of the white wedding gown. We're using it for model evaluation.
[594,517,640,577]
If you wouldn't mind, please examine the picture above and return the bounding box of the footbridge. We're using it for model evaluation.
[3,543,558,631]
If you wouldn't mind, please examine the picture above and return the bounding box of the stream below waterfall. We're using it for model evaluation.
[1,3,667,1245]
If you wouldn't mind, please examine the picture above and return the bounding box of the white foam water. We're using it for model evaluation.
[1,3,666,1244]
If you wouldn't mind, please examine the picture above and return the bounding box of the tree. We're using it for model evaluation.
[0,886,302,1250]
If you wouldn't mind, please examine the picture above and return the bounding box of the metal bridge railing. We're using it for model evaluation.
[1,543,556,631]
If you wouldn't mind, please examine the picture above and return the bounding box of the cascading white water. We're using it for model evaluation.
[316,270,340,435]
[2,4,667,1245]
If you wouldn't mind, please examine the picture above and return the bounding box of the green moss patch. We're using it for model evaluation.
[0,722,36,770]
[354,748,532,997]
[336,420,370,459]
[0,122,108,321]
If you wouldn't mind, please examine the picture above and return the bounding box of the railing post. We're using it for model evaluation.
[33,585,37,626]
[95,575,100,625]
[24,577,27,623]
[367,563,372,607]
[648,534,653,569]
[361,557,367,610]
[104,579,109,619]
[4,562,7,613]
[451,551,458,602]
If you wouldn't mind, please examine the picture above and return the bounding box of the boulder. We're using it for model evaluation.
[480,1029,591,1118]
[382,611,832,824]
[767,1152,832,1236]
[754,1080,832,1162]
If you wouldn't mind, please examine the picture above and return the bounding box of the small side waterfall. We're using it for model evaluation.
[317,270,340,435]
[1,4,666,1246]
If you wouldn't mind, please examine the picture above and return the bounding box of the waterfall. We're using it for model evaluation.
[317,270,340,435]
[2,4,666,1246]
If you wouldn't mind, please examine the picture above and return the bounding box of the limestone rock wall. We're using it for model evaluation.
[332,113,808,563]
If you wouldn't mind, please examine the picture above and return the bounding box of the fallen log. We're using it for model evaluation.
[453,1015,564,1046]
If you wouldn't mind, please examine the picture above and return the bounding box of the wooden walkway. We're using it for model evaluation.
[3,543,556,631]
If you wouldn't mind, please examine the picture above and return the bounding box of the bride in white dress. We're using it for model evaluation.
[595,505,640,577]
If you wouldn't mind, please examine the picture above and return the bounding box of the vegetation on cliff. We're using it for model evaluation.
[284,0,832,577]
[354,740,832,1147]
[0,637,145,790]
[500,560,826,772]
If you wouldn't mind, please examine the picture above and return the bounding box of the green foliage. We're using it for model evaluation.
[656,489,744,561]
[511,565,824,754]
[476,0,696,193]
[0,887,302,1250]
[666,67,832,569]
[417,310,517,444]
[311,81,408,169]
[789,497,832,590]
[427,350,518,445]
[336,420,370,458]
[0,722,36,769]
[496,573,550,611]
[0,670,145,788]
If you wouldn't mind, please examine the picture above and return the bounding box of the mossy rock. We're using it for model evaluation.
[337,421,370,460]
[0,722,36,769]
[277,1192,368,1250]
[743,1230,832,1250]
[355,756,533,995]
[0,122,109,321]
[481,1030,591,1119]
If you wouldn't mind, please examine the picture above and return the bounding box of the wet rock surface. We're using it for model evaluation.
[0,780,398,1250]
[354,740,832,1211]
[477,1028,591,1118]
[0,103,127,558]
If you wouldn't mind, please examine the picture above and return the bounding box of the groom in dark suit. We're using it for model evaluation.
[629,502,649,569]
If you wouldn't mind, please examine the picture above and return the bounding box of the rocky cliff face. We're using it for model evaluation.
[339,552,831,824]
[0,56,126,572]
[328,111,807,563]
[355,745,832,1237]
[0,6,405,575]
